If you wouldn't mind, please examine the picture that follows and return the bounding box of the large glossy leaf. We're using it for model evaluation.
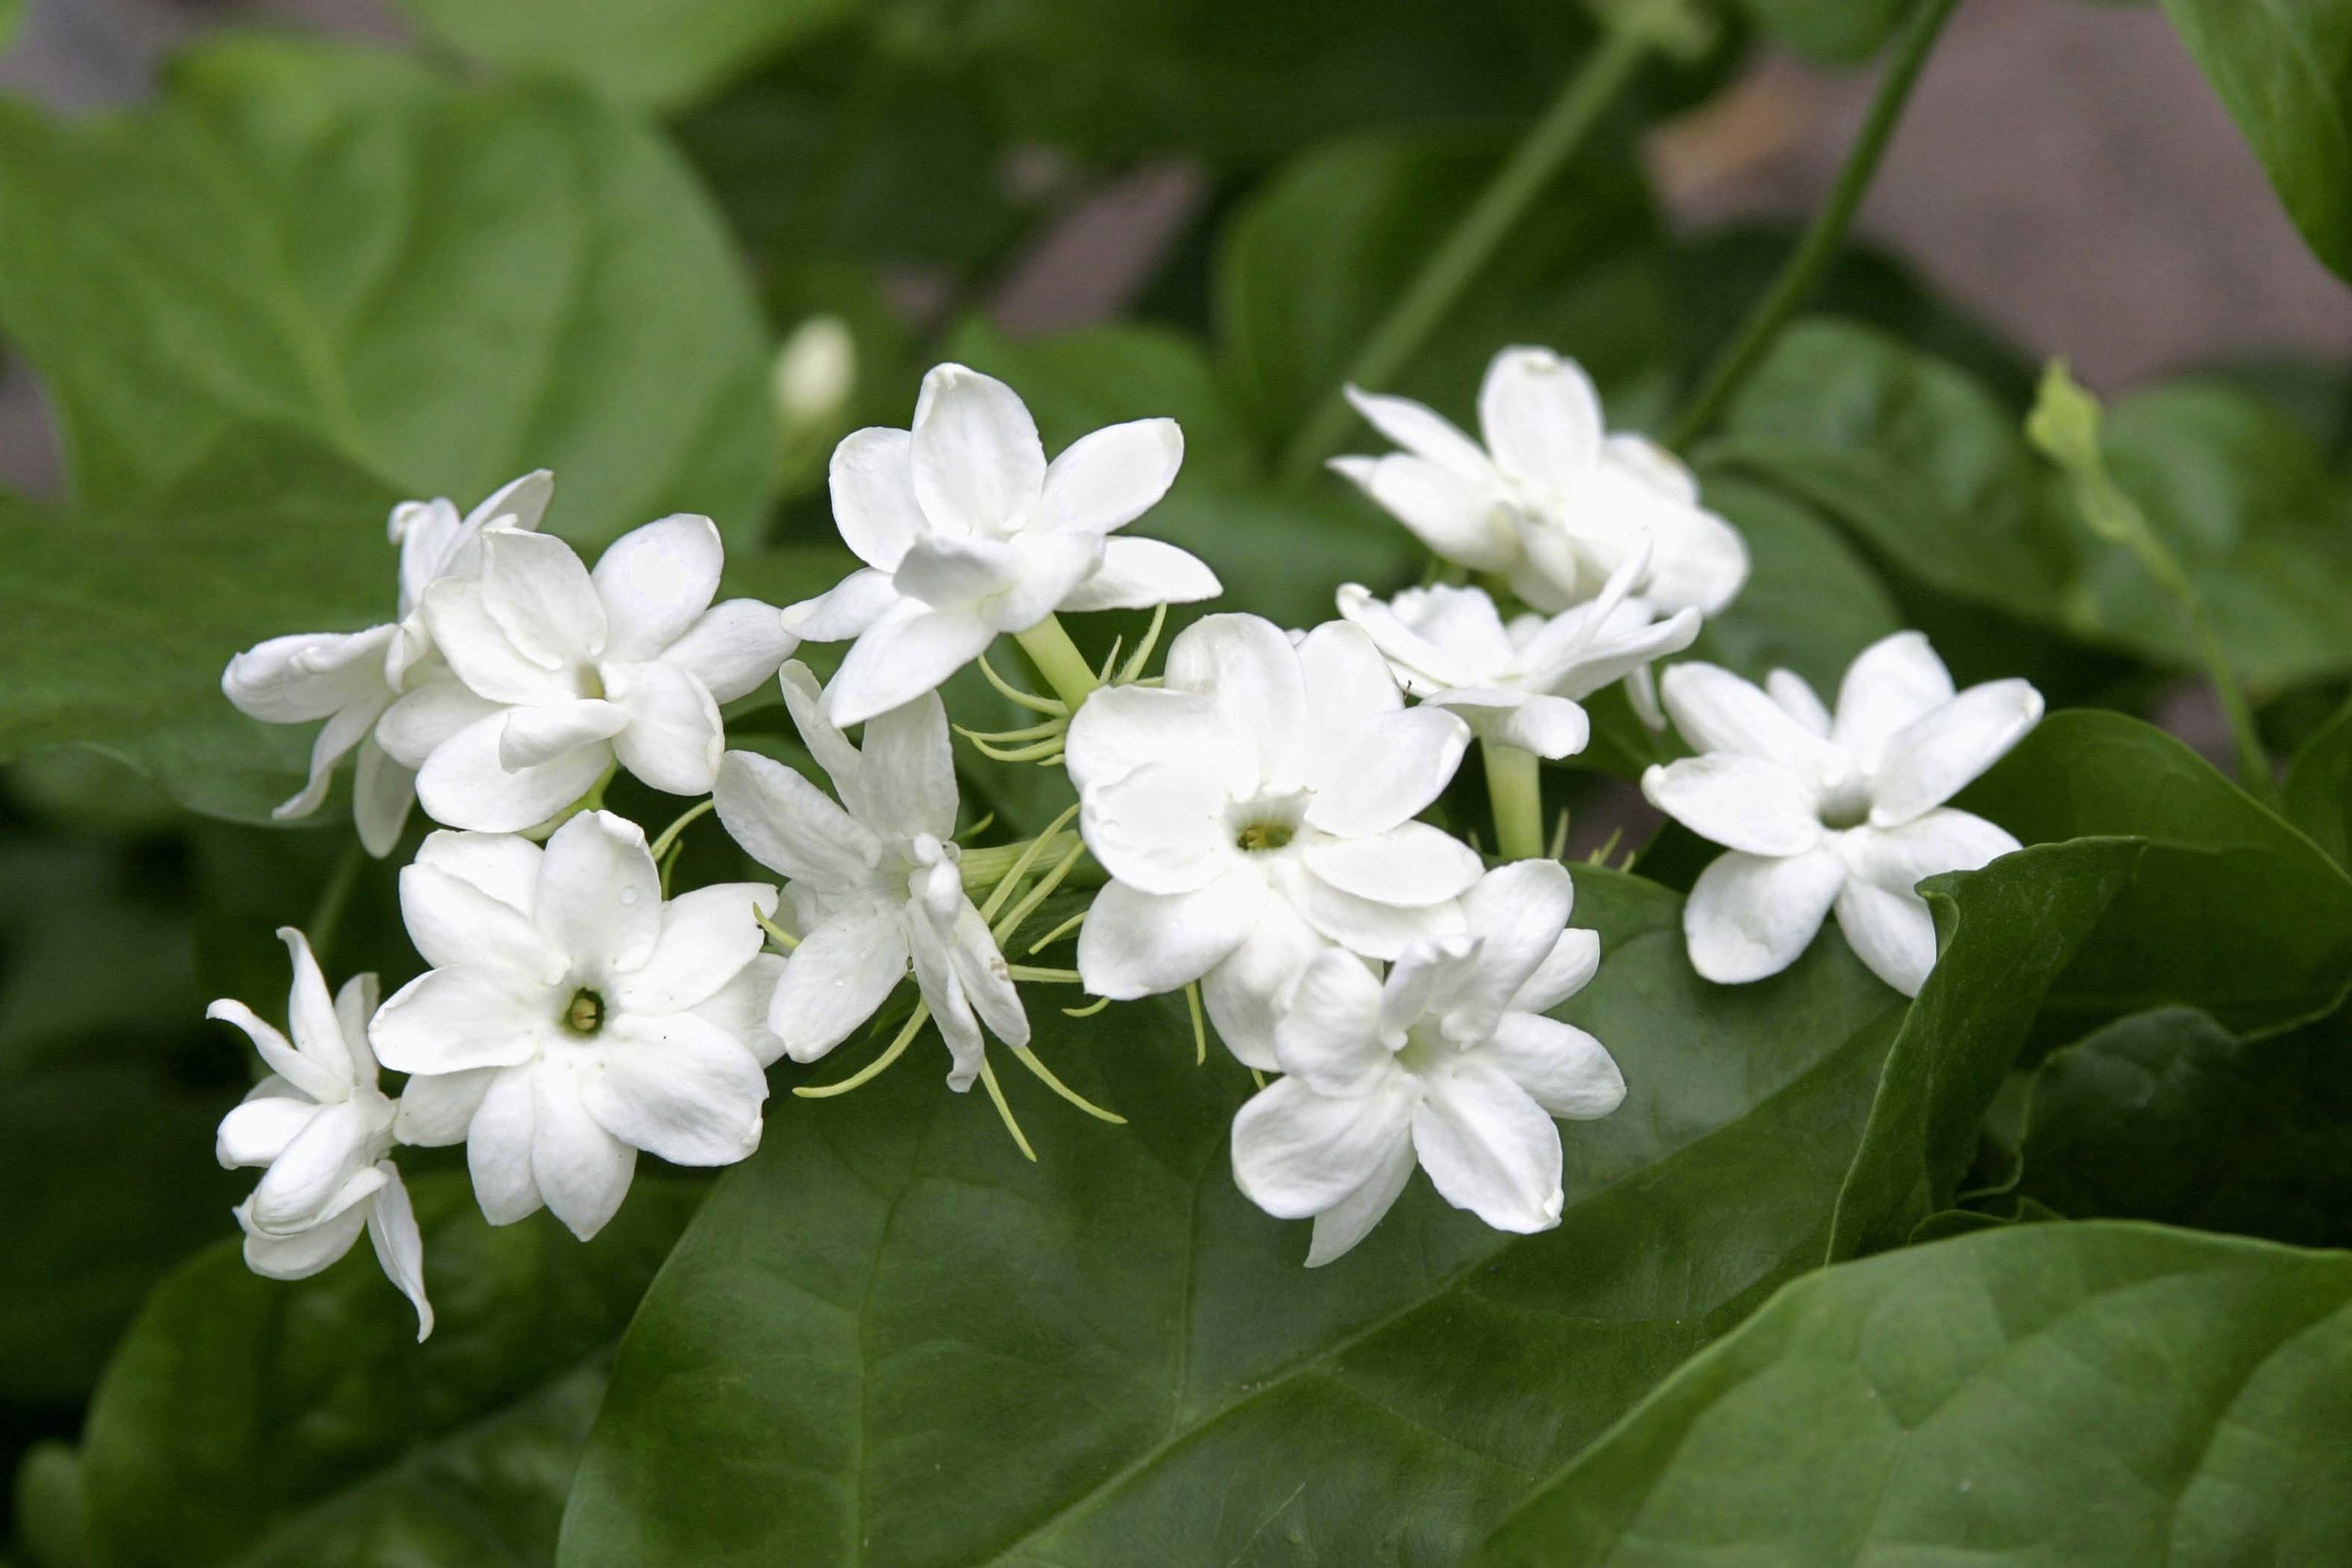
[558,868,1907,1566]
[389,0,851,111]
[0,35,773,550]
[2283,690,2352,870]
[1825,839,2140,1259]
[1477,1222,2352,1566]
[2160,0,2352,281]
[79,1174,698,1568]
[2016,1005,2352,1250]
[1962,710,2352,1042]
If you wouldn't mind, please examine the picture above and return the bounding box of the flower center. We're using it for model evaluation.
[562,988,607,1036]
[1236,821,1294,853]
[1817,769,1871,831]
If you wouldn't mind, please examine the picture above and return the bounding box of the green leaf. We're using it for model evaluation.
[1476,1222,2352,1566]
[2016,1005,2352,1249]
[1825,838,2141,1259]
[2284,691,2352,871]
[2160,0,2352,281]
[1959,709,2352,1041]
[80,1174,697,1568]
[0,35,774,552]
[389,0,852,111]
[1683,474,1904,693]
[558,868,1906,1566]
[1722,0,1907,64]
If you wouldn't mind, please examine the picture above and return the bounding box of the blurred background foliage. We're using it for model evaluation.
[0,0,2347,1562]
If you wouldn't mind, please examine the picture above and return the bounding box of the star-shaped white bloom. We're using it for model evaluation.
[368,811,785,1240]
[713,665,1026,1091]
[1334,540,1700,760]
[1332,346,1748,616]
[1232,860,1623,1265]
[209,927,431,1339]
[782,362,1223,725]
[1640,632,2043,996]
[1065,613,1480,1065]
[377,514,796,833]
[222,470,553,855]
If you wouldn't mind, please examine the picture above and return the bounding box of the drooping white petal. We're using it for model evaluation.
[858,690,958,840]
[1271,948,1392,1097]
[611,882,778,1015]
[1834,879,1938,998]
[586,1014,768,1166]
[604,659,724,796]
[692,952,789,1067]
[239,1194,369,1280]
[1055,537,1223,612]
[1342,387,1492,481]
[1682,846,1847,985]
[1658,662,1839,780]
[1200,894,1330,1069]
[481,528,607,669]
[1231,1075,1416,1221]
[829,427,926,570]
[1509,927,1601,1014]
[363,1166,434,1341]
[1300,820,1483,908]
[532,1068,638,1241]
[660,601,795,703]
[1076,870,1265,1002]
[415,713,612,834]
[1479,1013,1625,1120]
[1302,706,1470,838]
[270,692,388,824]
[1163,614,1311,796]
[712,749,882,890]
[1478,347,1602,495]
[941,900,1029,1057]
[535,811,662,976]
[222,626,399,724]
[248,1101,379,1233]
[216,1086,318,1169]
[369,968,556,1074]
[1867,679,2044,826]
[767,902,910,1061]
[206,1000,340,1105]
[351,739,418,859]
[823,600,997,728]
[1304,1135,1418,1267]
[781,568,901,642]
[1640,755,1824,857]
[466,1067,542,1225]
[593,514,724,663]
[391,1066,495,1147]
[910,363,1046,537]
[905,905,982,1084]
[1832,630,1957,764]
[498,699,629,771]
[1475,692,1592,760]
[1081,759,1232,896]
[1410,1056,1564,1233]
[1040,417,1183,534]
[1328,453,1517,571]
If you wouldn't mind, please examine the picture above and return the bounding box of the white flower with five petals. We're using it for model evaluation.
[1334,541,1700,760]
[1232,861,1624,1265]
[1640,632,2043,996]
[377,514,795,833]
[209,927,432,1338]
[1333,346,1747,616]
[713,664,1026,1091]
[222,470,553,855]
[1065,613,1480,1065]
[368,811,784,1240]
[782,363,1222,725]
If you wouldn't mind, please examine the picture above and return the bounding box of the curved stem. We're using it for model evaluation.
[1484,739,1548,862]
[648,797,713,862]
[1664,0,1963,452]
[1276,14,1661,483]
[1013,615,1101,712]
[306,842,366,967]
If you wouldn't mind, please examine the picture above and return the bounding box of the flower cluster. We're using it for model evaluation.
[209,346,2042,1322]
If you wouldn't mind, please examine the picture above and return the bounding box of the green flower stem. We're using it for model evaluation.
[648,797,713,862]
[1663,0,1963,452]
[1014,615,1101,712]
[1275,7,1670,485]
[1485,739,1548,862]
[306,841,366,968]
[961,831,1080,897]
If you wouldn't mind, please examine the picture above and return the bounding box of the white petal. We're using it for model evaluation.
[1479,347,1602,494]
[239,1195,369,1280]
[1410,1056,1564,1233]
[421,579,573,706]
[374,678,503,769]
[216,1087,318,1169]
[399,860,562,985]
[1056,537,1222,612]
[604,660,724,796]
[1301,820,1483,908]
[1342,386,1494,480]
[911,363,1045,536]
[712,748,880,888]
[532,1068,638,1241]
[1201,894,1330,1069]
[498,699,629,771]
[1081,760,1232,896]
[1076,870,1265,1001]
[1448,859,1577,1027]
[1231,1074,1415,1221]
[1378,935,1471,1044]
[1543,609,1703,704]
[858,690,958,839]
[1284,862,1465,960]
[768,904,910,1061]
[248,1100,379,1233]
[1659,662,1842,779]
[415,713,612,833]
[392,1067,495,1147]
[1040,417,1183,534]
[1832,630,1957,764]
[905,905,982,1085]
[894,534,1025,609]
[1595,466,1749,615]
[1844,808,2021,893]
[1640,755,1824,857]
[593,514,722,663]
[1064,684,1232,796]
[1479,1013,1624,1120]
[222,626,397,724]
[276,925,351,1083]
[1303,707,1470,838]
[778,661,867,807]
[1509,927,1601,1014]
[467,1066,543,1225]
[369,968,556,1074]
[1334,584,1479,690]
[1295,620,1406,742]
[535,811,662,975]
[1767,670,1833,736]
[1329,453,1516,572]
[364,1166,434,1341]
[1270,948,1389,1096]
[982,533,1100,633]
[942,900,1029,1059]
[335,964,381,1064]
[351,738,417,858]
[823,601,996,728]
[661,600,795,703]
[1479,695,1591,760]
[782,568,901,642]
[481,529,606,668]
[586,1014,768,1166]
[206,1000,339,1105]
[270,695,387,823]
[1868,680,2044,826]
[1304,1134,1418,1266]
[1835,879,1937,997]
[413,828,543,915]
[692,951,788,1066]
[829,426,925,570]
[1682,847,1847,985]
[612,882,778,1015]
[1164,613,1311,795]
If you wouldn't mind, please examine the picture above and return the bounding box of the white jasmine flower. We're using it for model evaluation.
[1334,541,1700,760]
[782,362,1222,725]
[1640,631,2043,996]
[208,927,431,1339]
[368,811,785,1240]
[1066,613,1480,1066]
[1332,346,1747,616]
[1232,860,1623,1265]
[222,470,553,855]
[713,664,1026,1091]
[380,514,796,833]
